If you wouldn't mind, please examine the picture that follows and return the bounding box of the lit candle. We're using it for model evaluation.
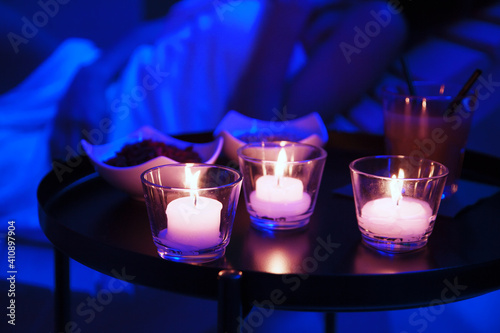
[358,170,433,241]
[162,166,222,250]
[250,149,311,218]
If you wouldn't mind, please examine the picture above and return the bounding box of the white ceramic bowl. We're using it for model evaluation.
[81,126,224,200]
[213,110,329,161]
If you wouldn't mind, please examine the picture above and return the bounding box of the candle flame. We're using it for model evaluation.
[390,169,405,205]
[185,166,201,207]
[275,148,287,186]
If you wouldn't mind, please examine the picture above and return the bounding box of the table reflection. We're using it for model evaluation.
[353,242,434,274]
[243,228,310,274]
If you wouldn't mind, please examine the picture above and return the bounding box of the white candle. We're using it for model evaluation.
[358,170,433,241]
[250,149,310,218]
[162,167,222,250]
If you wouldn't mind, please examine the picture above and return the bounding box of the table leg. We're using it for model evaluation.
[217,270,243,333]
[324,312,337,333]
[54,248,70,333]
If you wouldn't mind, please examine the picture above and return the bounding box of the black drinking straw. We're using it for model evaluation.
[400,57,416,96]
[445,69,482,116]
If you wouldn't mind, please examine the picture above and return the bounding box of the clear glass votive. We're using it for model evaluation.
[349,155,448,253]
[141,164,242,263]
[237,142,327,230]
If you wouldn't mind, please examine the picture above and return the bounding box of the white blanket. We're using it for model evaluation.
[0,38,99,239]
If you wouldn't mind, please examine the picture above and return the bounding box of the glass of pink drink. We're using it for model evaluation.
[383,83,475,199]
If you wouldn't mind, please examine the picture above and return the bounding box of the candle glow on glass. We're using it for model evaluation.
[250,148,311,218]
[162,166,222,250]
[358,169,433,241]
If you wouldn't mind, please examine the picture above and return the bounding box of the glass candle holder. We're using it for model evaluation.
[141,164,242,263]
[237,142,327,230]
[349,155,448,253]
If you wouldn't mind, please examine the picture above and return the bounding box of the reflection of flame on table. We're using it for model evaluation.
[353,242,433,275]
[244,229,310,275]
[264,249,291,274]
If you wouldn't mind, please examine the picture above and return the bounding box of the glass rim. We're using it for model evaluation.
[381,81,466,99]
[349,155,449,181]
[236,141,327,163]
[140,163,243,190]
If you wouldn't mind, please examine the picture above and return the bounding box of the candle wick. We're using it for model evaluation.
[191,191,199,207]
[276,175,284,188]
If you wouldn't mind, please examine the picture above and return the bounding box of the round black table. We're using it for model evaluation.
[38,132,500,333]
